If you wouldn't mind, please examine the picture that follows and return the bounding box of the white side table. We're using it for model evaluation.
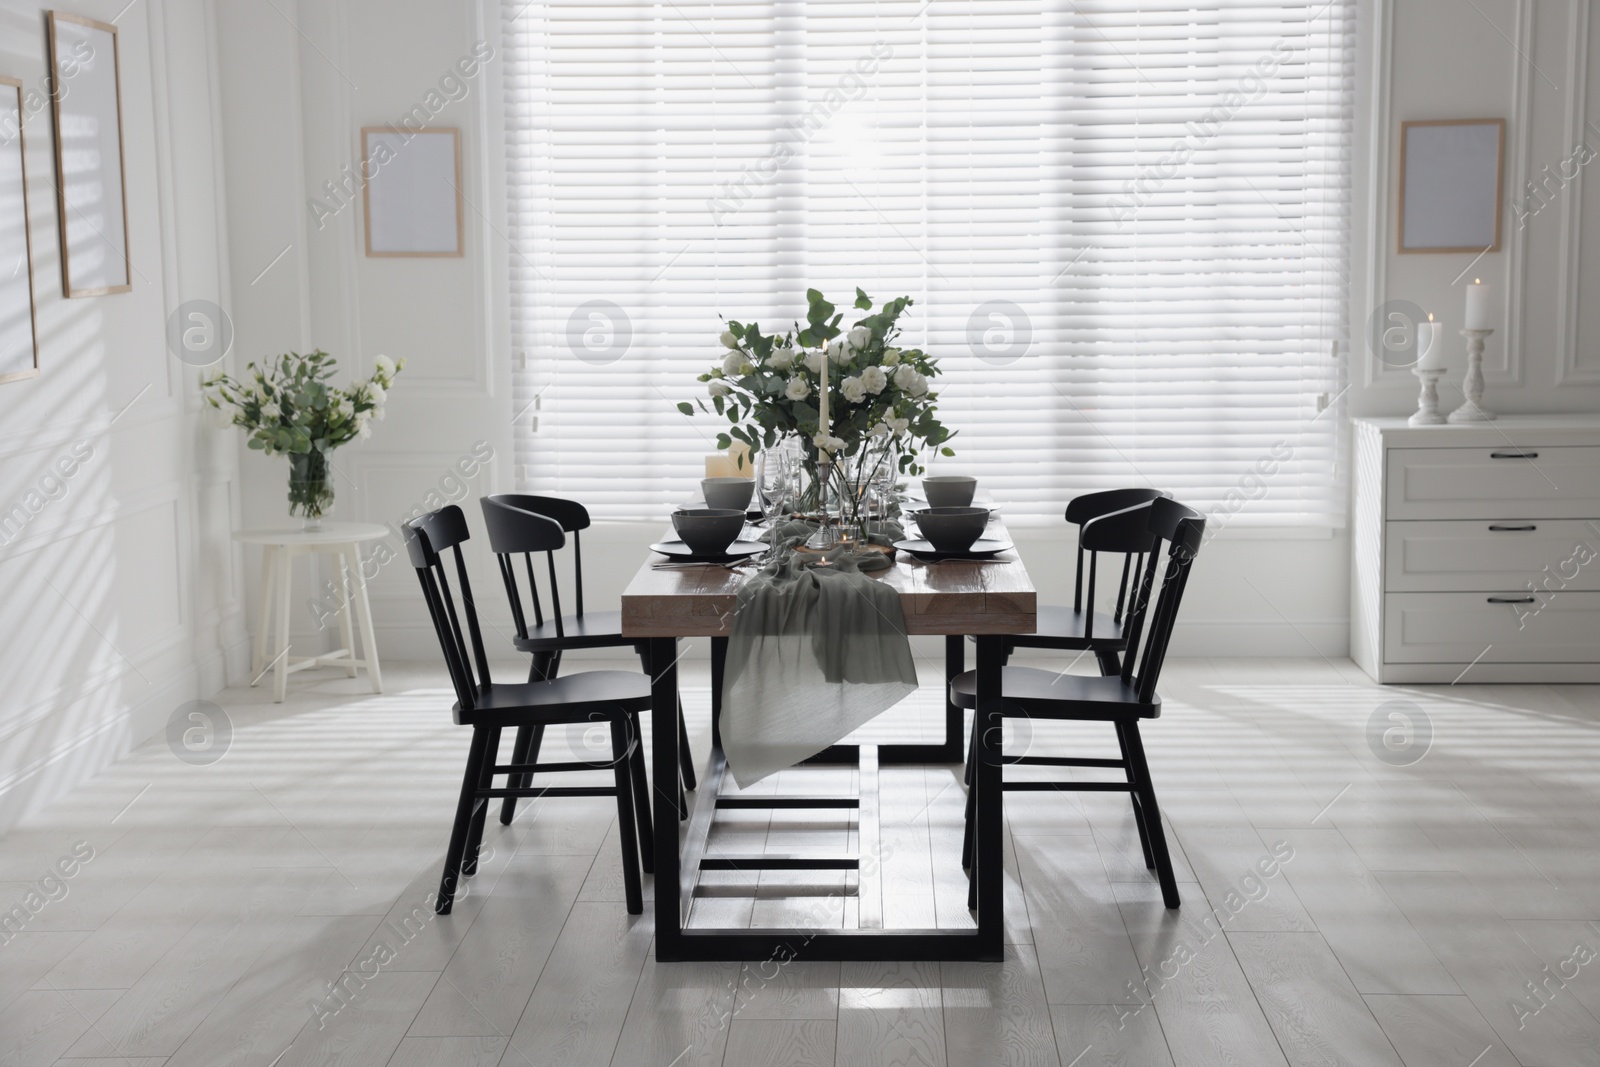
[235,523,389,702]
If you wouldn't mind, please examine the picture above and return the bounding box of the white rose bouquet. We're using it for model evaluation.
[203,350,404,522]
[677,288,955,524]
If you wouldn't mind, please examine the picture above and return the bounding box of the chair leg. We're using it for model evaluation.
[462,726,500,877]
[1115,721,1156,870]
[610,716,645,915]
[676,698,697,790]
[1122,721,1179,909]
[437,726,491,915]
[499,725,536,825]
[627,711,655,874]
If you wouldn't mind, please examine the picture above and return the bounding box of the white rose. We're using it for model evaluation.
[882,348,902,366]
[374,354,396,376]
[892,364,918,390]
[334,397,354,419]
[826,338,848,364]
[767,347,796,371]
[860,365,888,394]
[813,433,846,454]
[709,380,732,398]
[785,377,810,401]
[720,330,740,350]
[357,421,373,439]
[803,350,826,376]
[907,372,929,398]
[867,421,890,439]
[847,325,872,351]
[366,382,387,405]
[260,402,281,420]
[722,351,749,377]
[840,376,866,403]
[887,416,910,436]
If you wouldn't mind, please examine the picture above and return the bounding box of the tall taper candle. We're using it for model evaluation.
[818,348,829,440]
[1464,278,1492,331]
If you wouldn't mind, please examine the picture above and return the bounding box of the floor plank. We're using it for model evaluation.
[837,960,947,1067]
[724,1019,836,1067]
[1227,931,1403,1066]
[941,943,1061,1067]
[504,902,651,1065]
[1362,995,1518,1067]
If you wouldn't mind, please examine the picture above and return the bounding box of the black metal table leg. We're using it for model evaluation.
[973,634,1005,957]
[648,636,685,959]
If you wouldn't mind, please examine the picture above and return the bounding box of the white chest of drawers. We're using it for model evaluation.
[1351,415,1600,683]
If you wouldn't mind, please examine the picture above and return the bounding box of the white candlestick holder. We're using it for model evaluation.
[1448,328,1496,422]
[1409,366,1447,425]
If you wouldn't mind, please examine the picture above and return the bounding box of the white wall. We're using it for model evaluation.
[0,0,246,831]
[1350,0,1600,417]
[212,0,511,662]
[206,0,1600,669]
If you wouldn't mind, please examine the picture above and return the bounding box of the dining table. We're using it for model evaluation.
[620,514,1036,962]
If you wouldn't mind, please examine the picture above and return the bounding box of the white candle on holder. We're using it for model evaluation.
[1464,278,1492,331]
[818,348,829,441]
[1416,314,1444,371]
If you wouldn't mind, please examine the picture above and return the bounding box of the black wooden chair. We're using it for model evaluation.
[1004,488,1171,672]
[480,493,696,828]
[404,505,654,915]
[951,496,1204,910]
[961,488,1168,787]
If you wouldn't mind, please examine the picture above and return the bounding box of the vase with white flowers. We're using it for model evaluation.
[203,351,404,529]
[677,287,955,540]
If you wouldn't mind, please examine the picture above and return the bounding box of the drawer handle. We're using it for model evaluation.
[1487,524,1537,532]
[1487,596,1537,605]
[1489,451,1539,459]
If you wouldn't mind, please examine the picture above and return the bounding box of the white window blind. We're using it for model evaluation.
[503,0,1353,526]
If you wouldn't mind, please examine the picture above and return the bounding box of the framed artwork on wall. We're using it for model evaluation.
[48,11,131,296]
[1398,118,1505,254]
[0,76,39,384]
[361,127,463,257]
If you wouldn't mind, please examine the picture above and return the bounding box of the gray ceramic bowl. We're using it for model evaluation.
[911,507,991,553]
[921,475,977,508]
[701,476,755,512]
[671,508,747,555]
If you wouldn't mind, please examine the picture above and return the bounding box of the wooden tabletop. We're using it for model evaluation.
[620,518,1037,638]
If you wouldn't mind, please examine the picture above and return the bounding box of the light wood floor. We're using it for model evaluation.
[3,655,1600,1066]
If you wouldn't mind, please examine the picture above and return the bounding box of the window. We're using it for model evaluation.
[504,0,1354,525]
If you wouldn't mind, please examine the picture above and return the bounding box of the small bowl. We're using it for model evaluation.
[921,475,977,508]
[701,477,755,512]
[911,507,991,553]
[671,508,747,555]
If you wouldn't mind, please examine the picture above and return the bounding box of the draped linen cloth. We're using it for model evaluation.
[720,540,918,787]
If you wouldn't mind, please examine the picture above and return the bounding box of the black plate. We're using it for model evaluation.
[650,539,766,563]
[892,537,1014,561]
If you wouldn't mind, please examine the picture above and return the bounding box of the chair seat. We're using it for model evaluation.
[455,670,653,725]
[1007,604,1126,650]
[511,610,637,652]
[949,667,1159,720]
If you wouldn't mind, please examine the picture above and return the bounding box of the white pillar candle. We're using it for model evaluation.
[1464,278,1492,331]
[1416,314,1444,371]
[705,454,739,478]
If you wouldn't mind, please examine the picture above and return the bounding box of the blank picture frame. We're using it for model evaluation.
[361,127,463,257]
[0,77,39,384]
[1399,118,1505,254]
[48,11,131,296]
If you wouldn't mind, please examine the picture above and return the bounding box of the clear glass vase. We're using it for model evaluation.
[288,449,334,529]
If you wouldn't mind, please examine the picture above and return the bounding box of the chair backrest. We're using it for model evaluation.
[480,494,592,639]
[404,505,493,711]
[1116,497,1205,703]
[1065,487,1170,627]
